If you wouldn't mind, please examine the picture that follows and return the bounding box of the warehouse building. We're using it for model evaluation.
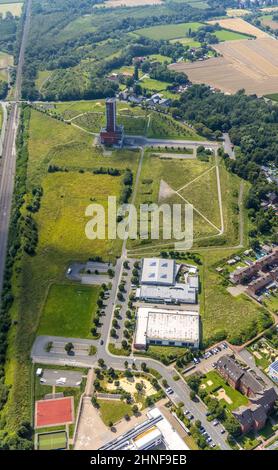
[136,283,196,304]
[140,258,180,286]
[134,307,199,349]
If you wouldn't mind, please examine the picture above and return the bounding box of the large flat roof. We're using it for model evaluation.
[135,307,199,347]
[141,258,179,286]
[136,283,196,304]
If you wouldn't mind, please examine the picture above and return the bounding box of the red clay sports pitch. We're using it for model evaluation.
[35,396,74,428]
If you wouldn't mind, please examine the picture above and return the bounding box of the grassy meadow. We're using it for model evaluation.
[38,284,100,338]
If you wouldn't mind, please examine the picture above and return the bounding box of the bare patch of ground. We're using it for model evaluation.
[227,285,247,297]
[215,387,233,405]
[158,179,176,202]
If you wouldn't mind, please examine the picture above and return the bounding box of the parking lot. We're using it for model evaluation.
[183,343,233,377]
[39,369,84,387]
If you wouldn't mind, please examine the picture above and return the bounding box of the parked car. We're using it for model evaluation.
[213,420,219,426]
[100,339,104,345]
[220,428,226,434]
[207,437,212,443]
[193,358,199,364]
[212,362,217,368]
[166,387,174,395]
[184,410,190,415]
[188,414,194,420]
[210,442,216,448]
[40,378,46,383]
[67,268,72,275]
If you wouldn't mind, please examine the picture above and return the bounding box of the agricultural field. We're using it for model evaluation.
[170,38,278,96]
[213,29,252,41]
[260,14,278,31]
[207,18,270,39]
[0,1,23,17]
[38,284,100,338]
[134,22,204,40]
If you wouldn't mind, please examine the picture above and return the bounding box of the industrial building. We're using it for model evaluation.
[100,98,124,146]
[100,408,189,450]
[136,257,198,305]
[136,284,196,304]
[134,307,200,349]
[140,258,180,286]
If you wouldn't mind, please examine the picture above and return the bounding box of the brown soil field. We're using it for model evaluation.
[261,18,278,31]
[103,0,162,6]
[207,17,271,38]
[169,38,278,96]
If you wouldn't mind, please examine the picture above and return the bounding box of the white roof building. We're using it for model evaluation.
[134,307,199,349]
[140,258,180,286]
[136,283,196,304]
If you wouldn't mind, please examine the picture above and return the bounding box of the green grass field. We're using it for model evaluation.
[213,29,252,41]
[37,431,67,450]
[135,22,203,40]
[170,37,201,48]
[98,399,132,425]
[57,15,97,42]
[200,371,249,411]
[264,93,278,102]
[38,284,100,338]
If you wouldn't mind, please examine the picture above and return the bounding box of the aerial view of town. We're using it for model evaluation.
[0,0,277,461]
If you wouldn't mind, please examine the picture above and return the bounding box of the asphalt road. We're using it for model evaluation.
[0,0,32,296]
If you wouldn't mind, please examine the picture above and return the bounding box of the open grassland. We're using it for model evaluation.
[57,15,97,42]
[3,109,140,430]
[200,250,268,344]
[98,399,132,425]
[0,1,22,17]
[134,22,203,40]
[38,284,100,338]
[128,154,223,251]
[207,17,270,38]
[170,38,278,96]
